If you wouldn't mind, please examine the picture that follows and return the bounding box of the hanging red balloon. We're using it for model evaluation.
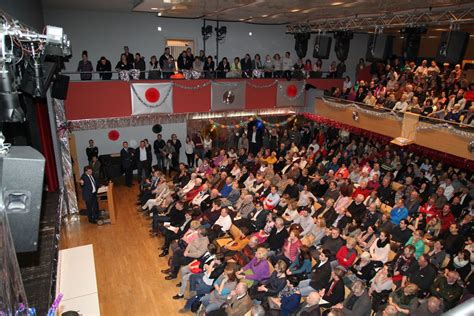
[108,130,120,141]
[286,84,298,97]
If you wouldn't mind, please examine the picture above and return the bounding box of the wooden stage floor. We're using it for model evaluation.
[60,183,192,315]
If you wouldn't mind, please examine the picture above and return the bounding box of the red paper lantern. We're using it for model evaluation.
[108,130,120,141]
[286,84,298,97]
[145,88,160,103]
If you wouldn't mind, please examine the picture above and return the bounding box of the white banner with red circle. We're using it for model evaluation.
[276,80,306,107]
[131,82,173,115]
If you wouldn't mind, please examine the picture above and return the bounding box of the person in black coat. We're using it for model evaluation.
[320,267,346,308]
[96,57,112,80]
[240,54,252,78]
[116,53,133,72]
[203,56,215,78]
[80,166,100,223]
[122,46,134,65]
[216,57,231,78]
[170,134,182,172]
[86,139,98,164]
[153,134,166,171]
[298,249,332,295]
[266,218,290,251]
[120,141,134,187]
[177,51,191,71]
[133,53,146,79]
[248,125,263,156]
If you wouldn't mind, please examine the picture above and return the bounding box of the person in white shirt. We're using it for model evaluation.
[213,208,232,233]
[179,175,200,197]
[293,209,315,237]
[440,179,455,201]
[369,231,391,263]
[264,186,281,211]
[308,139,320,154]
[282,51,293,78]
[298,185,317,208]
[392,95,409,113]
[192,184,210,207]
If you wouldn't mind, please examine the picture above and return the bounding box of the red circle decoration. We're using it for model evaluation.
[108,130,120,141]
[286,84,298,97]
[145,88,160,103]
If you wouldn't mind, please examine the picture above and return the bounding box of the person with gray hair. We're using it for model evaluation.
[332,280,370,315]
[413,296,443,316]
[249,304,265,316]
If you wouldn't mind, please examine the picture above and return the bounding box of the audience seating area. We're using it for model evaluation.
[129,118,473,316]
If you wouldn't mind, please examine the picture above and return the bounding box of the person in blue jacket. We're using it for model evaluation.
[390,197,408,225]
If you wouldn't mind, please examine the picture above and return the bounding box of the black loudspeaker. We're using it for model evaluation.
[436,31,470,65]
[366,34,393,62]
[313,36,332,59]
[1,146,45,253]
[294,33,311,59]
[400,27,426,60]
[334,31,353,61]
[51,75,70,100]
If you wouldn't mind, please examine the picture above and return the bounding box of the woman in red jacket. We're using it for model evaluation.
[336,237,358,270]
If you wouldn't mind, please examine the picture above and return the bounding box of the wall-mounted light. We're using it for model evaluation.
[157,26,162,31]
[249,32,253,36]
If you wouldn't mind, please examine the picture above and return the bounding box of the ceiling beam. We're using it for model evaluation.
[286,6,474,33]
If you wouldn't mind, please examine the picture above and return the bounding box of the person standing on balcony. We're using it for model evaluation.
[134,53,146,79]
[96,56,112,80]
[77,50,93,80]
[159,47,175,79]
[122,46,134,65]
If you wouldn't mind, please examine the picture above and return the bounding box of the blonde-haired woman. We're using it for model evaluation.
[388,283,419,315]
[236,247,271,287]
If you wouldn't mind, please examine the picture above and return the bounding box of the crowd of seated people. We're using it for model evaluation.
[77,45,348,81]
[331,58,474,126]
[132,120,473,315]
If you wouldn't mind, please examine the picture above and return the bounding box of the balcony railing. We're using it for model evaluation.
[324,96,474,134]
[60,69,336,82]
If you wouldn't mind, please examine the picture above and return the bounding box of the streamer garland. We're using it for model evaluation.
[322,97,403,120]
[209,115,297,130]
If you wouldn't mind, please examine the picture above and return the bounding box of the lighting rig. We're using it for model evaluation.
[0,12,71,124]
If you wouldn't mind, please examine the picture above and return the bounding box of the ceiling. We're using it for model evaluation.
[42,0,474,24]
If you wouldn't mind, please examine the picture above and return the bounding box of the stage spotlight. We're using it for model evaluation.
[201,25,213,40]
[0,63,25,123]
[215,26,227,40]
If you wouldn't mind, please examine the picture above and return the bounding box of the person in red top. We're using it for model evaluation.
[335,237,357,269]
[438,204,455,234]
[352,181,372,199]
[419,197,438,224]
[282,229,303,263]
[335,164,350,179]
[367,173,381,191]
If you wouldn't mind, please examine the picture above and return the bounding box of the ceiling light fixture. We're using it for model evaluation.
[291,9,301,13]
[151,7,158,10]
[249,32,253,36]
[331,2,344,5]
[261,14,268,17]
[157,26,162,31]
[158,12,162,16]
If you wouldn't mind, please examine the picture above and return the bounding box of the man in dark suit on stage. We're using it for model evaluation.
[80,166,100,224]
[121,141,133,187]
[86,139,98,164]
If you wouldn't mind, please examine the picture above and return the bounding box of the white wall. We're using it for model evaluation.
[73,122,187,172]
[43,9,294,72]
[43,9,369,81]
